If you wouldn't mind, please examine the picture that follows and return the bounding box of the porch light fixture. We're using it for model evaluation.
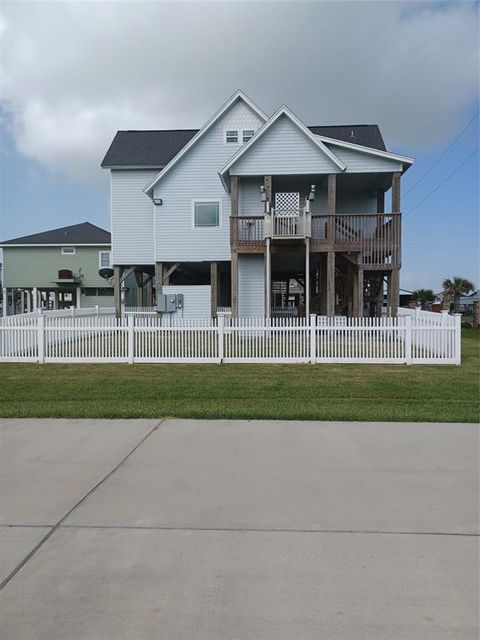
[308,185,316,201]
[153,198,163,205]
[260,185,267,202]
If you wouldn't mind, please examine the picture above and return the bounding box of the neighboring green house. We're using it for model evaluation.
[0,222,113,315]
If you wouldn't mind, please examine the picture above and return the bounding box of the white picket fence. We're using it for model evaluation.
[0,308,461,365]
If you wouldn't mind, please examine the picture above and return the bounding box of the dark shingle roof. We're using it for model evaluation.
[1,222,111,246]
[101,124,386,168]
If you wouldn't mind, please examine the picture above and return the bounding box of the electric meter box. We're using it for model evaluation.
[156,293,184,313]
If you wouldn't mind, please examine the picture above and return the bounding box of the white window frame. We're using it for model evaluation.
[191,199,222,230]
[98,250,111,269]
[61,247,76,255]
[242,129,255,142]
[224,129,239,144]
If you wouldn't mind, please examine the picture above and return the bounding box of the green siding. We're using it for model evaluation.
[2,246,111,289]
[80,294,115,308]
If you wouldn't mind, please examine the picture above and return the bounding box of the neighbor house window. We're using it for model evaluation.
[61,247,76,255]
[225,130,238,143]
[99,251,111,268]
[242,129,255,142]
[193,201,220,228]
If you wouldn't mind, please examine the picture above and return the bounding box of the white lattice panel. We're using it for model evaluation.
[275,192,300,216]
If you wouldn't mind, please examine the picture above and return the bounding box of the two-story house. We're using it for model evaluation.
[102,91,413,318]
[0,222,113,315]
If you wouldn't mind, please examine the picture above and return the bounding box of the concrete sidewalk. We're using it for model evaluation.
[0,419,478,639]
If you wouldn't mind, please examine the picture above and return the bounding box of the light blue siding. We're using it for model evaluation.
[238,255,264,317]
[154,99,264,262]
[239,177,263,216]
[230,114,340,176]
[325,145,404,173]
[163,285,211,318]
[111,169,158,265]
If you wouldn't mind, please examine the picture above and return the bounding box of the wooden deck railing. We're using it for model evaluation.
[231,213,401,268]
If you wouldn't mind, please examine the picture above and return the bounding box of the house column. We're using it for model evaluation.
[210,262,218,318]
[134,270,144,307]
[327,173,336,244]
[305,238,310,317]
[113,266,122,318]
[155,262,164,306]
[265,238,271,317]
[326,252,335,317]
[231,251,238,317]
[53,290,59,310]
[145,278,153,307]
[76,286,81,309]
[388,270,400,317]
[2,288,7,316]
[353,267,364,317]
[32,287,38,312]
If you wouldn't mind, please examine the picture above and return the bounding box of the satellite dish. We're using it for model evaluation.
[99,267,114,280]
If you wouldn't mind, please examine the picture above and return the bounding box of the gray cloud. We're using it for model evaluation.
[0,0,478,181]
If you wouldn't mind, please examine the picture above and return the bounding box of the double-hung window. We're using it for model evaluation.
[99,250,111,268]
[193,201,220,228]
[225,130,238,143]
[242,129,255,142]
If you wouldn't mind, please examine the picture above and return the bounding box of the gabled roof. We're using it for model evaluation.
[0,222,111,246]
[316,133,414,166]
[219,106,346,184]
[143,90,269,195]
[101,129,198,168]
[101,124,387,169]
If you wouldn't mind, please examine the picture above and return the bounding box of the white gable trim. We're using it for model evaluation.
[143,91,268,196]
[219,106,346,186]
[315,134,414,166]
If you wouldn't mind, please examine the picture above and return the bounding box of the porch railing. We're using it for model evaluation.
[231,213,401,268]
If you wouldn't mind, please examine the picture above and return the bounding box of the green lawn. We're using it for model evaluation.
[0,329,478,422]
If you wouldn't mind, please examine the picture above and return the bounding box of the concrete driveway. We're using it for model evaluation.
[0,418,478,639]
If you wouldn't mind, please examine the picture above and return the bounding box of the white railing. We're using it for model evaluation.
[0,310,461,365]
[264,209,311,239]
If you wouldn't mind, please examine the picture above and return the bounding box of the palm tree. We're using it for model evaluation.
[442,276,475,312]
[411,288,436,310]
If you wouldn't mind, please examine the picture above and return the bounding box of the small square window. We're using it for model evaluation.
[194,201,220,227]
[225,130,238,143]
[61,247,76,255]
[242,129,255,142]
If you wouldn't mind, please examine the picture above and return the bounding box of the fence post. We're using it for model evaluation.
[37,314,45,364]
[218,314,224,363]
[404,314,412,365]
[454,314,461,365]
[309,314,317,364]
[127,314,134,364]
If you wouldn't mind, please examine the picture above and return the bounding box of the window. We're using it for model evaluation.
[225,130,238,143]
[99,250,111,268]
[61,247,76,255]
[193,201,220,228]
[242,129,255,142]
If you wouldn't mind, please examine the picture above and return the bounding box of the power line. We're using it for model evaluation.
[404,110,479,197]
[404,146,479,217]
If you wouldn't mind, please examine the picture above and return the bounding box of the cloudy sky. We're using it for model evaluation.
[0,0,478,291]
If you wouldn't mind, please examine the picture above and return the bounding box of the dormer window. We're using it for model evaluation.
[242,129,255,142]
[225,130,238,143]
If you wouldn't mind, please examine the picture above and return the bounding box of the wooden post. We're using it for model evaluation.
[145,278,153,307]
[305,237,310,317]
[389,268,400,317]
[231,176,239,247]
[391,172,401,213]
[376,189,385,214]
[265,238,271,317]
[113,266,122,318]
[210,261,218,318]
[264,175,272,210]
[155,262,163,306]
[134,270,144,307]
[327,173,336,244]
[326,251,335,317]
[355,268,364,317]
[231,251,238,317]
